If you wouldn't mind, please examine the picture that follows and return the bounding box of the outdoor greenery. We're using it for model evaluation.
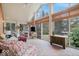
[69,28,79,47]
[54,20,69,35]
[43,23,49,35]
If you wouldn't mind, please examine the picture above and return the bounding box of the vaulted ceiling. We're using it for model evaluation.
[2,3,42,24]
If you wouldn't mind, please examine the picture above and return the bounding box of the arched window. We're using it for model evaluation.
[35,4,49,20]
[41,4,49,17]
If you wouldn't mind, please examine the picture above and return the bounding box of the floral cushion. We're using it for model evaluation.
[0,40,17,56]
[0,40,38,56]
[5,40,26,56]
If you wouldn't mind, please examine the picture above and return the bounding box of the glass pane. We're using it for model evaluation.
[41,4,49,17]
[53,3,69,13]
[11,23,15,32]
[54,19,69,36]
[6,23,10,31]
[70,16,79,49]
[70,17,79,31]
[23,24,28,31]
[35,4,49,20]
[36,24,41,39]
[43,23,49,35]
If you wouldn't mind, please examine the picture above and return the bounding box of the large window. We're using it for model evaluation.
[11,23,15,31]
[43,23,49,35]
[35,8,42,19]
[52,3,78,35]
[70,16,79,48]
[53,3,69,13]
[52,3,77,13]
[70,17,79,32]
[6,23,10,31]
[35,4,49,20]
[6,23,15,32]
[35,3,77,20]
[54,19,69,36]
[41,4,49,17]
[36,24,41,39]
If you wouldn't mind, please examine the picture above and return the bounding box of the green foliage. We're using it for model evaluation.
[69,28,79,47]
[43,31,49,35]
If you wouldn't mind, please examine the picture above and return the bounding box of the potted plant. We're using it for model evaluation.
[69,28,79,47]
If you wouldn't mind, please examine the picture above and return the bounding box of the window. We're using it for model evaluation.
[54,19,69,36]
[35,4,49,20]
[53,3,69,13]
[43,23,49,35]
[70,16,79,49]
[6,23,10,31]
[23,24,28,31]
[36,24,41,39]
[35,6,42,20]
[11,23,15,31]
[6,23,15,32]
[41,4,49,17]
[70,16,79,32]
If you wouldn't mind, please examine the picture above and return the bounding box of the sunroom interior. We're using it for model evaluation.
[0,3,79,56]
